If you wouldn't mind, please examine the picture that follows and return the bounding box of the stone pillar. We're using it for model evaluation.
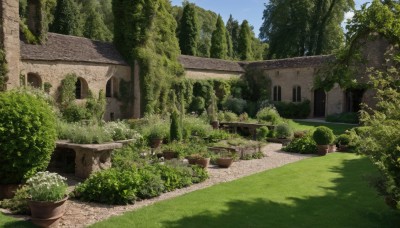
[1,0,20,90]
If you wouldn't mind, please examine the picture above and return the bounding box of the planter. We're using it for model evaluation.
[195,157,210,168]
[0,184,20,200]
[328,144,337,153]
[29,196,68,228]
[211,120,219,129]
[338,145,348,152]
[216,157,233,168]
[151,138,163,149]
[163,151,178,160]
[187,157,198,165]
[317,145,329,156]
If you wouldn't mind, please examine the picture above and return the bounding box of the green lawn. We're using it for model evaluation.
[91,153,400,228]
[0,213,34,227]
[289,120,355,135]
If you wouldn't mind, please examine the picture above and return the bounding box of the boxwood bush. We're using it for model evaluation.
[275,123,293,139]
[274,100,311,119]
[256,107,282,125]
[283,134,317,154]
[0,90,57,184]
[313,126,335,145]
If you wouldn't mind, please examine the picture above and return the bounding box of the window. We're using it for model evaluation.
[75,77,88,99]
[292,86,301,102]
[106,79,112,98]
[27,73,42,88]
[273,85,281,101]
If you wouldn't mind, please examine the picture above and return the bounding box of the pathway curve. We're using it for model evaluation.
[58,143,313,227]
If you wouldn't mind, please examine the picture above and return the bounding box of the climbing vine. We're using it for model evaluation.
[113,0,183,116]
[0,8,8,91]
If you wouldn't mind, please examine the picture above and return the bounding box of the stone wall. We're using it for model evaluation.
[1,0,20,89]
[185,69,242,80]
[20,60,132,120]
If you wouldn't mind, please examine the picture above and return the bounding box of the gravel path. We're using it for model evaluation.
[56,143,312,227]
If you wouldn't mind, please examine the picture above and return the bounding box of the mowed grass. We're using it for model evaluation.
[289,120,355,135]
[0,213,34,227]
[91,153,400,228]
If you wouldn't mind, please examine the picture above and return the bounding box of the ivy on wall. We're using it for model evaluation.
[0,8,8,91]
[113,0,183,116]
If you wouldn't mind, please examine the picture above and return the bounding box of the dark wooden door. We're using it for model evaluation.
[314,89,326,117]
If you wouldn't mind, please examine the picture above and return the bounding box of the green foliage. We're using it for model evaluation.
[43,82,52,93]
[207,129,233,143]
[190,165,209,183]
[210,15,228,59]
[81,0,112,41]
[86,90,106,123]
[50,0,82,36]
[222,97,247,115]
[136,167,165,199]
[154,162,193,192]
[313,126,335,145]
[190,96,205,113]
[0,49,8,92]
[61,103,89,122]
[0,90,57,184]
[256,107,282,125]
[260,0,352,58]
[275,123,294,139]
[335,134,351,146]
[179,3,199,55]
[326,112,359,124]
[75,168,140,205]
[0,186,30,215]
[283,133,317,154]
[238,20,253,60]
[26,171,67,202]
[170,110,183,142]
[256,126,270,141]
[113,0,184,115]
[218,110,239,122]
[274,100,311,119]
[226,15,240,59]
[59,73,77,107]
[182,115,212,138]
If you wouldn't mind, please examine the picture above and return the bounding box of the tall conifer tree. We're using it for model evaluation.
[50,0,82,36]
[179,3,199,56]
[210,15,228,59]
[238,20,253,60]
[226,15,240,58]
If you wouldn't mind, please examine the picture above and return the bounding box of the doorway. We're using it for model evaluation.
[314,89,326,117]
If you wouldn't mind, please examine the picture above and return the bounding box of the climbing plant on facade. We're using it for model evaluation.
[113,0,183,115]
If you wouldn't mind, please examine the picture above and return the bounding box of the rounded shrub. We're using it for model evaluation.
[336,134,351,146]
[223,97,247,115]
[312,126,335,145]
[256,126,270,141]
[0,90,57,184]
[256,107,282,124]
[283,134,317,154]
[190,96,205,113]
[275,123,293,139]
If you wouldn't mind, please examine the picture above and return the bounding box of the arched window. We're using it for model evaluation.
[292,86,301,102]
[75,77,88,99]
[27,73,42,88]
[273,85,281,101]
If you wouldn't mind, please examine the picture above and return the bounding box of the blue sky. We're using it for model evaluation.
[170,0,370,36]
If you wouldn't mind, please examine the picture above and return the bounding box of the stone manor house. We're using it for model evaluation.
[1,0,386,120]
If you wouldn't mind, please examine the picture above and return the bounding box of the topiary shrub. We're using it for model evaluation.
[283,134,317,154]
[0,90,57,184]
[335,134,351,146]
[275,123,293,139]
[256,107,282,124]
[222,97,247,115]
[170,110,182,142]
[312,126,335,145]
[256,126,269,141]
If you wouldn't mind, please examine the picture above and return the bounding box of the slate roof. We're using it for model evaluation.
[246,55,334,70]
[20,33,128,65]
[179,55,245,73]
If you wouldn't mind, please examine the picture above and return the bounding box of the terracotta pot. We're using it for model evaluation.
[0,184,20,200]
[187,157,198,165]
[163,151,178,160]
[151,138,163,148]
[195,157,210,168]
[211,121,219,129]
[317,145,329,156]
[328,144,337,153]
[216,157,233,168]
[29,196,68,228]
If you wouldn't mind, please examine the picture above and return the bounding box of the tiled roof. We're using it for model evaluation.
[246,55,334,70]
[20,33,128,65]
[179,55,245,73]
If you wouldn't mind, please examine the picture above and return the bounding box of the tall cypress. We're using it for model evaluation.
[210,15,228,59]
[50,0,82,36]
[226,15,240,58]
[179,3,199,56]
[238,20,253,60]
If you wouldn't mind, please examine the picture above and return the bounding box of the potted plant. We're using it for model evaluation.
[162,141,185,160]
[216,150,238,168]
[148,125,166,149]
[336,134,351,152]
[274,123,294,145]
[26,171,68,227]
[312,126,335,156]
[187,147,211,168]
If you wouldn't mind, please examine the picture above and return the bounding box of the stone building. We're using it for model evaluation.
[1,0,384,120]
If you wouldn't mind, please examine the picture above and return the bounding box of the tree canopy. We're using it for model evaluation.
[238,20,253,60]
[210,15,228,59]
[179,3,199,56]
[50,0,82,36]
[260,0,354,59]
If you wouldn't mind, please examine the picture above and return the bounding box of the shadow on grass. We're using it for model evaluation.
[162,157,400,228]
[0,219,35,228]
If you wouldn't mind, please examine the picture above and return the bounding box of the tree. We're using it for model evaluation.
[260,0,354,59]
[238,20,253,60]
[210,15,228,59]
[226,15,240,58]
[50,0,82,36]
[179,3,199,56]
[80,0,112,41]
